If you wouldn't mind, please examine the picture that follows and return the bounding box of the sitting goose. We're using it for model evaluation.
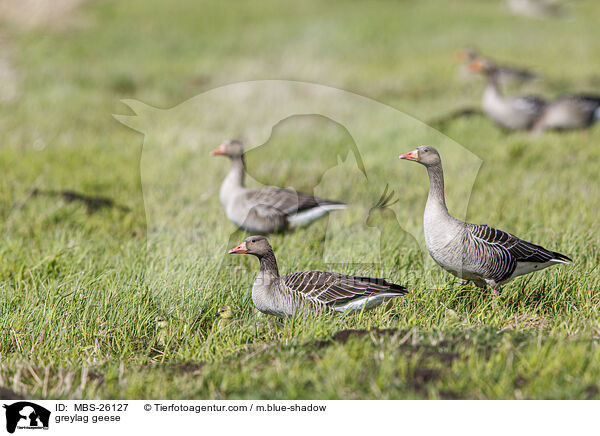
[212,140,347,234]
[532,95,600,133]
[228,236,408,317]
[470,59,546,131]
[399,146,571,294]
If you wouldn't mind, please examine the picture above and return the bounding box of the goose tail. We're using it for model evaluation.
[551,251,573,264]
[318,200,347,210]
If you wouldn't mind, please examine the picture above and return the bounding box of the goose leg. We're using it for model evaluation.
[473,279,487,290]
[485,279,501,297]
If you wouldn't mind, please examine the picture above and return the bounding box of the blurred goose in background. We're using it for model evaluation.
[506,0,567,19]
[470,59,546,130]
[212,140,347,234]
[229,236,408,317]
[532,95,600,133]
[399,146,572,295]
[455,48,538,85]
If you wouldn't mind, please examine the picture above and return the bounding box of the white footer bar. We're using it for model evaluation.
[0,400,595,435]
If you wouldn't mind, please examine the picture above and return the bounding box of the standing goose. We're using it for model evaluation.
[455,48,538,85]
[212,140,347,234]
[228,236,408,317]
[470,59,546,131]
[399,146,571,294]
[532,95,600,133]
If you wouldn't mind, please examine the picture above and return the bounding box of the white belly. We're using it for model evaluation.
[333,295,389,312]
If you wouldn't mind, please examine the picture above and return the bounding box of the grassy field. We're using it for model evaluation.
[0,0,599,399]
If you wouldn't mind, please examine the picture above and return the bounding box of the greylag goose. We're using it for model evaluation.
[228,236,408,317]
[212,140,347,234]
[506,0,566,19]
[470,59,546,130]
[532,95,600,133]
[399,146,572,294]
[455,49,538,85]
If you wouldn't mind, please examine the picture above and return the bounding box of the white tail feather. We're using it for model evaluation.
[288,203,347,227]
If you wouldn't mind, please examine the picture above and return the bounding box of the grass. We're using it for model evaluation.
[0,0,599,399]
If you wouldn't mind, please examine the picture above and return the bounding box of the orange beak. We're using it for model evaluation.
[211,144,227,155]
[228,241,248,254]
[469,59,484,72]
[399,149,419,162]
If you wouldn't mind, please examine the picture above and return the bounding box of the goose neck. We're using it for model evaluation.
[425,163,449,215]
[258,251,280,285]
[220,156,245,204]
[227,155,245,188]
[484,73,502,98]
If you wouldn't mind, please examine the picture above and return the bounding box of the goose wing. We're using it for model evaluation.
[281,270,407,308]
[513,95,546,116]
[465,223,570,283]
[498,66,537,82]
[245,187,341,216]
[242,202,288,232]
[564,95,600,113]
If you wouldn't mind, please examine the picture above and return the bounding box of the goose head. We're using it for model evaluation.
[454,48,478,64]
[211,139,244,159]
[399,145,441,168]
[155,316,168,329]
[228,235,272,258]
[469,58,497,76]
[214,306,233,319]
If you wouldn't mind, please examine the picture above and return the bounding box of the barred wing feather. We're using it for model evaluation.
[465,223,571,283]
[280,271,407,308]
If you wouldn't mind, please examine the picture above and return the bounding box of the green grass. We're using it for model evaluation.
[0,0,599,399]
